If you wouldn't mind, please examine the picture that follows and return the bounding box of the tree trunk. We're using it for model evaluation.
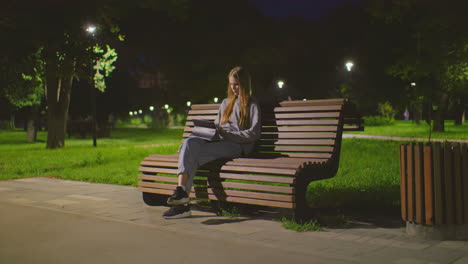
[433,92,449,132]
[9,113,15,129]
[45,54,75,149]
[26,105,39,142]
[413,109,422,125]
[454,108,465,126]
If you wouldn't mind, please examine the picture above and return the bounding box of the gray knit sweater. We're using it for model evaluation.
[214,97,261,156]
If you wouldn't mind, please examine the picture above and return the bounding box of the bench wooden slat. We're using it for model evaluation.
[138,174,207,185]
[221,181,293,194]
[273,105,342,112]
[261,132,336,139]
[140,161,178,168]
[261,126,338,132]
[268,146,334,152]
[139,167,179,175]
[208,194,293,208]
[187,115,218,120]
[259,139,336,146]
[273,119,339,126]
[138,181,176,190]
[220,165,297,175]
[224,160,302,169]
[276,152,332,159]
[278,98,345,107]
[273,112,340,119]
[190,104,220,110]
[188,109,219,115]
[207,188,293,202]
[218,172,294,184]
[147,154,179,162]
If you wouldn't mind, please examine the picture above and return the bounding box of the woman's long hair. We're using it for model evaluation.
[220,66,252,128]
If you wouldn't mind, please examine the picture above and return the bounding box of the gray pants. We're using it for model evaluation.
[178,137,242,192]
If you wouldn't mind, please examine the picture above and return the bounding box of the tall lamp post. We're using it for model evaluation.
[86,25,98,147]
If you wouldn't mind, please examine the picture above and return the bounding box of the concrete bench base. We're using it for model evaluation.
[406,222,468,240]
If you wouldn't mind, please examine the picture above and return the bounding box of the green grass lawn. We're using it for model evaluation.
[347,120,468,140]
[0,128,183,185]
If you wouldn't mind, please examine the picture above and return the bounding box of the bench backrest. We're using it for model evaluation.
[183,98,357,163]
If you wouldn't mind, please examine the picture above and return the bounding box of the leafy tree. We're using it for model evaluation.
[369,0,468,131]
[1,0,187,148]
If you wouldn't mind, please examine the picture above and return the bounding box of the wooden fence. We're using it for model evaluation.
[400,142,468,225]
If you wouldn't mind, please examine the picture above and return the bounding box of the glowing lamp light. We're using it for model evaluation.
[133,111,138,115]
[214,97,219,103]
[345,61,354,72]
[149,106,155,111]
[85,25,96,34]
[411,82,416,87]
[277,80,285,89]
[138,110,143,114]
[186,101,192,107]
[164,104,169,109]
[303,99,307,101]
[129,112,133,116]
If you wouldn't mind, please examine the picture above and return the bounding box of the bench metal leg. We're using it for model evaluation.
[142,192,168,206]
[294,178,312,223]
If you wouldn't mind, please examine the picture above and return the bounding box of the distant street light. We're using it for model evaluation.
[138,109,143,114]
[133,111,137,115]
[277,80,285,89]
[186,101,191,107]
[149,106,155,111]
[214,97,219,103]
[345,61,354,72]
[411,82,416,87]
[129,112,133,116]
[86,25,97,35]
[85,24,98,147]
[164,104,169,109]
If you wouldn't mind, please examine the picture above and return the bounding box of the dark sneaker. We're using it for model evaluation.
[162,204,191,219]
[167,186,189,205]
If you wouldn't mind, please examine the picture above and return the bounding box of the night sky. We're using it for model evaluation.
[249,0,363,20]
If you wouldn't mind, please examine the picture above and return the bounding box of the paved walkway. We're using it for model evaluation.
[1,177,467,264]
[343,134,468,143]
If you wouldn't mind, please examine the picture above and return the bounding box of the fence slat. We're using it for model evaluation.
[423,145,434,225]
[453,144,463,225]
[414,143,424,224]
[433,142,444,225]
[444,143,454,225]
[400,145,408,221]
[407,144,415,222]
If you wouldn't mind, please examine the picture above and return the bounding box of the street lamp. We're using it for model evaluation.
[149,106,155,111]
[214,97,219,103]
[277,80,285,89]
[86,24,98,147]
[411,82,416,87]
[345,61,354,72]
[186,101,192,107]
[164,104,169,110]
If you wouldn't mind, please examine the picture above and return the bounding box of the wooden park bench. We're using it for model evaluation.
[137,98,363,220]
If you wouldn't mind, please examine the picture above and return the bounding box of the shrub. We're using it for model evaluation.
[363,115,395,126]
[378,101,396,120]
